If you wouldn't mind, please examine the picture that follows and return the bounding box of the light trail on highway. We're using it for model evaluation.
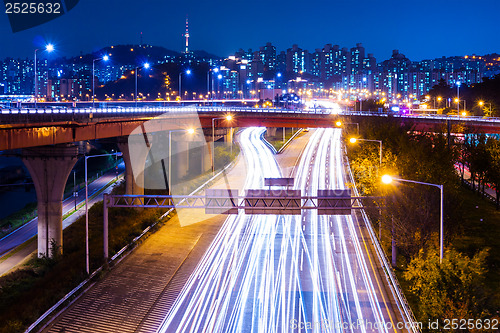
[157,127,414,332]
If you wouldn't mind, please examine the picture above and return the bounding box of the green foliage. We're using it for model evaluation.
[0,188,167,332]
[346,117,500,322]
[214,146,231,170]
[347,118,461,260]
[213,144,239,171]
[265,128,302,152]
[350,150,386,195]
[429,74,500,117]
[404,247,489,325]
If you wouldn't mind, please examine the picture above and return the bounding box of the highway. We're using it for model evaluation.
[0,162,124,263]
[157,127,413,333]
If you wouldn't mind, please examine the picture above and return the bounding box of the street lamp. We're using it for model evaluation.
[216,74,224,99]
[456,81,461,118]
[335,121,360,135]
[85,151,122,274]
[92,55,110,108]
[135,62,150,106]
[212,115,233,175]
[382,175,444,264]
[349,137,382,166]
[179,69,192,101]
[207,68,219,102]
[273,72,282,107]
[479,101,492,115]
[34,43,54,108]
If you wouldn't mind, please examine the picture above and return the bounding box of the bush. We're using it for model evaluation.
[404,246,489,327]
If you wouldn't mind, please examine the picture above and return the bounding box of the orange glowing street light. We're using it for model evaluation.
[382,175,444,264]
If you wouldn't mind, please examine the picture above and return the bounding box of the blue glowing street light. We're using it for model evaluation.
[216,74,224,99]
[92,55,110,108]
[135,62,150,106]
[206,68,220,101]
[34,43,54,108]
[179,69,192,101]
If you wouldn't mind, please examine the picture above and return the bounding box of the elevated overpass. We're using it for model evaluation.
[2,106,500,151]
[2,105,500,258]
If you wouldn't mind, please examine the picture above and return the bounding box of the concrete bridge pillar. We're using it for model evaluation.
[117,137,146,196]
[174,140,190,182]
[266,127,277,137]
[22,144,79,258]
[202,140,211,173]
[223,128,234,145]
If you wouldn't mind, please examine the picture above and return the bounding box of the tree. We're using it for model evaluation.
[486,137,500,209]
[428,79,452,101]
[465,134,489,196]
[404,247,489,327]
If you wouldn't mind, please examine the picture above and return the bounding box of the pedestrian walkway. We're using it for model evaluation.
[458,165,498,202]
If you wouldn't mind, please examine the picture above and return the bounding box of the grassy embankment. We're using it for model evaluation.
[265,128,303,151]
[0,144,239,333]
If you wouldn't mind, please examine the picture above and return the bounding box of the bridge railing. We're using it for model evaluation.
[341,110,500,124]
[0,106,333,124]
[4,105,500,126]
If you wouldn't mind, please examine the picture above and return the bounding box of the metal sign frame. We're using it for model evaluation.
[101,192,382,262]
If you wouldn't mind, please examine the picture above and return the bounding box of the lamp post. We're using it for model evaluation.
[479,101,492,116]
[207,68,219,103]
[34,43,54,108]
[212,115,233,175]
[273,73,282,107]
[456,81,461,119]
[217,74,223,100]
[135,63,150,107]
[212,68,219,102]
[382,175,444,264]
[73,171,77,211]
[335,121,360,135]
[92,55,110,109]
[85,152,122,275]
[179,69,191,101]
[349,137,382,166]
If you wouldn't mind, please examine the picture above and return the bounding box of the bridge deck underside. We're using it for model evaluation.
[1,112,499,150]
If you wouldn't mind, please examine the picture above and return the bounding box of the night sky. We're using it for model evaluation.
[1,0,499,61]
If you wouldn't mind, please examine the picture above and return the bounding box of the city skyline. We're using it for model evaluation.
[2,39,498,100]
[1,0,499,61]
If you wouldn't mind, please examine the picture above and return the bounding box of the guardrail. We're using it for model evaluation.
[277,129,304,154]
[0,106,328,115]
[344,145,421,332]
[341,111,500,124]
[3,106,500,128]
[0,106,331,125]
[462,179,498,203]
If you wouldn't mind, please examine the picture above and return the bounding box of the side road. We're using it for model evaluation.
[0,163,125,276]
